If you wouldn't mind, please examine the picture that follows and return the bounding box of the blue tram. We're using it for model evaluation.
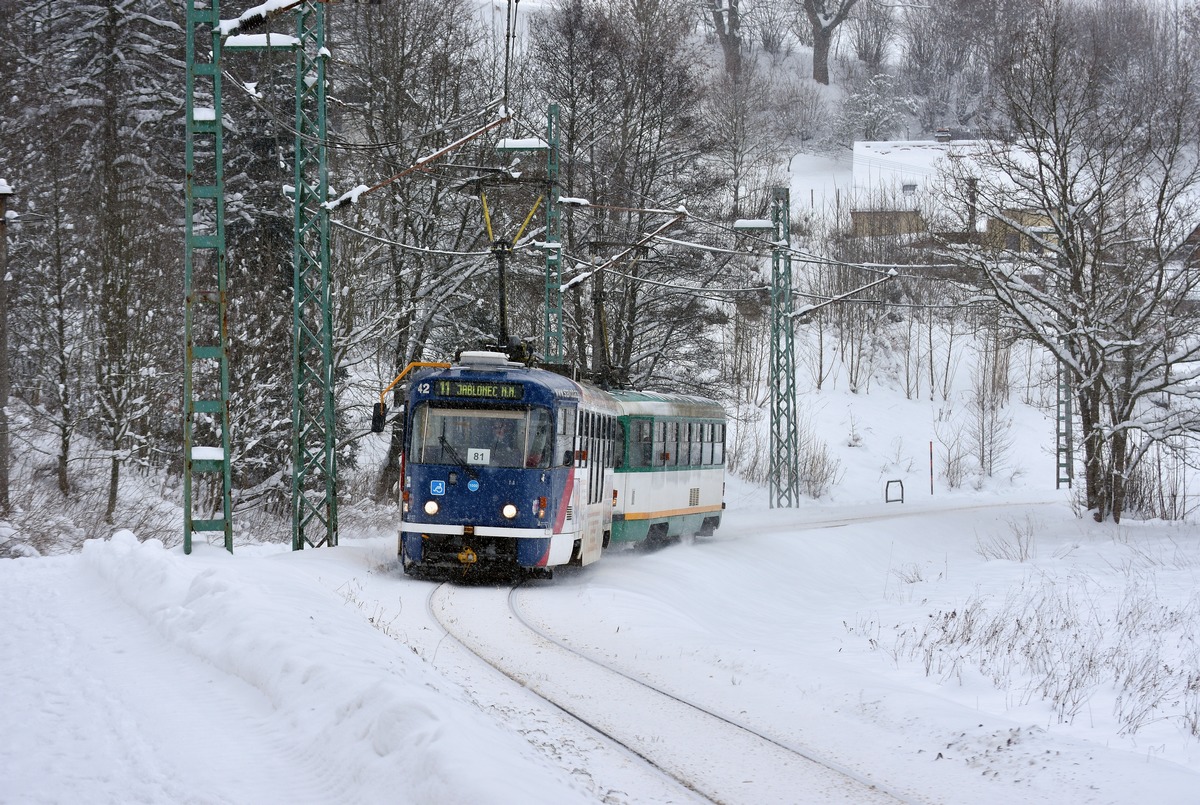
[391,351,725,579]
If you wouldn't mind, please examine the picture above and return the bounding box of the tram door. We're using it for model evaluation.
[573,410,604,505]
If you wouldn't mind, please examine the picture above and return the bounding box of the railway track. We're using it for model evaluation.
[429,582,916,805]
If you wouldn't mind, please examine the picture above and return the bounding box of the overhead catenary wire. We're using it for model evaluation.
[555,192,942,278]
[224,62,508,158]
[606,184,981,279]
[220,42,964,286]
[596,263,988,312]
[330,218,986,314]
[330,220,492,257]
[563,201,965,277]
[216,15,980,300]
[217,5,520,210]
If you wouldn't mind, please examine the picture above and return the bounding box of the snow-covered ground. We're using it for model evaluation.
[4,379,1200,804]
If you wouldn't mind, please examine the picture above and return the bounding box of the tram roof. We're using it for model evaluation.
[607,390,726,420]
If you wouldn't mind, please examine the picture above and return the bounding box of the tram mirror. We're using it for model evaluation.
[371,402,387,433]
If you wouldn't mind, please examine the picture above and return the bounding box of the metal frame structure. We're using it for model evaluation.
[290,2,338,550]
[184,1,337,553]
[183,3,233,553]
[542,104,565,365]
[767,187,800,507]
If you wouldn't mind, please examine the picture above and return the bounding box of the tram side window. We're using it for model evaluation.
[691,422,702,466]
[714,422,725,465]
[578,410,588,465]
[527,408,552,468]
[596,414,604,467]
[587,412,596,463]
[557,407,576,466]
[628,419,651,467]
[605,415,615,468]
[611,416,618,468]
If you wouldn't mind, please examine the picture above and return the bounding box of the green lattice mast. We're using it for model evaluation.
[290,1,338,549]
[768,187,799,508]
[543,104,565,365]
[183,1,233,553]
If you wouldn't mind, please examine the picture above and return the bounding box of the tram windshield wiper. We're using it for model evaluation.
[439,435,479,479]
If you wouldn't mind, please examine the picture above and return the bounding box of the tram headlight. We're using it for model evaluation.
[501,502,518,519]
[424,500,440,516]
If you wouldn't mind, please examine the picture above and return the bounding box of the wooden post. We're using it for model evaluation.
[929,440,934,495]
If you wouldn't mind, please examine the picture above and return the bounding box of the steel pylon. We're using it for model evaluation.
[768,187,799,507]
[183,1,233,553]
[542,104,565,365]
[290,1,337,549]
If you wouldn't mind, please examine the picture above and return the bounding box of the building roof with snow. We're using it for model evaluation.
[851,140,955,205]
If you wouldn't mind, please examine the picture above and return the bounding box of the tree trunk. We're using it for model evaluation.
[812,27,833,85]
[105,452,119,524]
[710,0,742,80]
[374,403,405,503]
[1077,385,1105,519]
[58,427,70,497]
[0,187,9,516]
[97,1,127,528]
[1110,428,1127,524]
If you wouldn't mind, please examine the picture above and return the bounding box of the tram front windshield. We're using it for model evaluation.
[411,404,552,469]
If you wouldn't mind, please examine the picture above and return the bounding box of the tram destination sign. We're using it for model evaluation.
[433,379,524,400]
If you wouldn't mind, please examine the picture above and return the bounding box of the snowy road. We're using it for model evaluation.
[1,554,333,803]
[433,582,907,803]
[4,490,1200,803]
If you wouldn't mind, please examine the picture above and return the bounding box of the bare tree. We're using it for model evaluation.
[700,64,791,219]
[744,0,798,55]
[896,0,1039,132]
[333,0,497,500]
[526,0,726,393]
[847,0,894,72]
[708,0,745,79]
[942,0,1200,522]
[795,0,861,85]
